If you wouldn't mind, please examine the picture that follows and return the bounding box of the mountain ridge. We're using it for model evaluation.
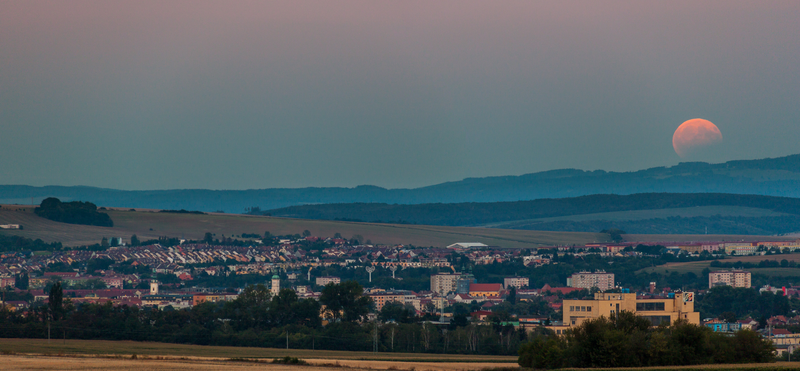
[2,153,800,212]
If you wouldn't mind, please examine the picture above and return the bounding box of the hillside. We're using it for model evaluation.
[0,205,607,248]
[3,153,800,212]
[260,193,800,235]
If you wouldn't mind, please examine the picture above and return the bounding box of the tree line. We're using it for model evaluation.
[518,311,775,369]
[0,281,527,355]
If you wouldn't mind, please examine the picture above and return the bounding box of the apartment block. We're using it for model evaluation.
[504,277,530,289]
[431,273,461,295]
[315,276,341,286]
[709,270,751,288]
[567,271,615,291]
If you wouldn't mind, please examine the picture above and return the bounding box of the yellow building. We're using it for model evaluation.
[563,292,700,328]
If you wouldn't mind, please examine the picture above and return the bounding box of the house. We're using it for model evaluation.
[703,318,742,332]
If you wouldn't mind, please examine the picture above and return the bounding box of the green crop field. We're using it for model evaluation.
[0,205,608,249]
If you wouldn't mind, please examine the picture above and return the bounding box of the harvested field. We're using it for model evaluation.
[0,339,516,364]
[0,205,606,248]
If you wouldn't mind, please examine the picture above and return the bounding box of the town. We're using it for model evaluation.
[3,233,800,357]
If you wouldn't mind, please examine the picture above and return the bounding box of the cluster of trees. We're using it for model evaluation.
[0,234,62,252]
[518,312,775,369]
[33,198,113,227]
[696,286,792,321]
[0,281,529,355]
[710,259,799,269]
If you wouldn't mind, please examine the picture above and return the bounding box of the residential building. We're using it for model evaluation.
[562,292,700,328]
[504,277,530,289]
[315,276,341,286]
[724,242,758,255]
[368,291,406,311]
[567,271,615,291]
[431,273,461,295]
[703,318,742,332]
[709,270,751,288]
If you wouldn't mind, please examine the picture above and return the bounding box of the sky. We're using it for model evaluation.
[1,1,799,190]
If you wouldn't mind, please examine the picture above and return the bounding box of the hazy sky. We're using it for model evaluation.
[2,1,799,190]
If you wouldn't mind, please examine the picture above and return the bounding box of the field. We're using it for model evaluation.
[1,205,787,249]
[0,341,799,371]
[483,205,790,227]
[0,339,514,370]
[638,253,800,275]
[0,205,609,248]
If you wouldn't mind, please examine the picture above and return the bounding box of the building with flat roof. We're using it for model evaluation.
[567,271,614,291]
[562,292,699,328]
[504,277,529,289]
[709,270,751,288]
[431,273,461,295]
[315,276,341,286]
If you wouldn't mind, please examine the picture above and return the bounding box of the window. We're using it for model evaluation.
[644,316,671,326]
[587,306,592,312]
[636,302,665,311]
[570,306,574,311]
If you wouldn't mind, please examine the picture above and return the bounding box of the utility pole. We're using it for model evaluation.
[286,331,289,349]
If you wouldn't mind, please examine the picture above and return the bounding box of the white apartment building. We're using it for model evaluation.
[567,271,615,291]
[315,276,341,286]
[503,276,530,289]
[709,270,751,288]
[431,273,461,295]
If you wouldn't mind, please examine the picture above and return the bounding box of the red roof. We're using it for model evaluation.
[773,329,792,335]
[469,283,503,292]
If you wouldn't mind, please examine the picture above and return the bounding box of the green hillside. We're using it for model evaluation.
[260,193,800,235]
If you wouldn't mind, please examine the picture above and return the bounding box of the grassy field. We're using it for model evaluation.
[483,205,790,227]
[1,205,787,249]
[0,205,610,248]
[0,338,515,362]
[638,253,800,275]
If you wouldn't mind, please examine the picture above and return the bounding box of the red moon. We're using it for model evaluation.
[672,118,722,159]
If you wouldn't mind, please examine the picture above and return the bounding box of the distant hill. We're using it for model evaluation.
[261,193,800,236]
[3,153,800,213]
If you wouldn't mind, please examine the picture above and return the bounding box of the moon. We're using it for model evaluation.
[672,118,723,159]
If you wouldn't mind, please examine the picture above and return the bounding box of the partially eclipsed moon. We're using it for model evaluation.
[672,118,723,159]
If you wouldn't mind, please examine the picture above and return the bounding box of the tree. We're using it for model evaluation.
[203,232,213,244]
[302,230,311,237]
[319,281,372,322]
[130,234,140,246]
[601,228,626,243]
[100,237,109,248]
[48,281,64,321]
[507,286,517,304]
[334,232,342,239]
